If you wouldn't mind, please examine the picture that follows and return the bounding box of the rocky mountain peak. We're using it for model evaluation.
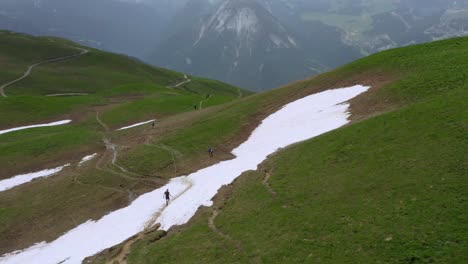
[195,0,297,50]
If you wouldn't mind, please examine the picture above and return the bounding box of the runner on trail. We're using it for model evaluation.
[164,189,172,205]
[208,147,214,157]
[152,121,155,128]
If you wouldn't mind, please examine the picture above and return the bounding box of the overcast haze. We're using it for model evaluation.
[1,0,467,90]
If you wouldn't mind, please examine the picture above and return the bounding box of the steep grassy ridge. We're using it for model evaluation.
[126,89,466,263]
[0,31,251,253]
[1,32,466,261]
[0,30,248,127]
[104,37,468,263]
[0,30,249,177]
[111,37,468,181]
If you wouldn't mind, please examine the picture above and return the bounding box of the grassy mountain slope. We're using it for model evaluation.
[0,31,248,127]
[0,31,253,253]
[0,30,250,176]
[89,37,468,263]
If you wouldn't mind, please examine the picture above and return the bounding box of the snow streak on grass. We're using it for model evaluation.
[0,164,70,192]
[0,120,71,135]
[0,85,369,264]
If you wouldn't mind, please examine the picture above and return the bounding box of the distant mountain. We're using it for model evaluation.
[1,0,467,90]
[150,0,359,91]
[150,0,468,90]
[264,0,468,54]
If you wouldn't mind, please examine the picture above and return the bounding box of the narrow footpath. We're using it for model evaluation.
[95,112,165,186]
[168,74,191,88]
[0,47,89,97]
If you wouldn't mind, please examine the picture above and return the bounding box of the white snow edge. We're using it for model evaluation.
[0,85,370,264]
[78,154,98,166]
[0,120,72,136]
[116,119,155,131]
[0,164,70,192]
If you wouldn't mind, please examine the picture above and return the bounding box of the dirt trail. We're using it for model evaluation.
[199,94,212,110]
[95,112,109,132]
[95,112,165,187]
[168,74,191,88]
[262,171,277,196]
[144,142,178,178]
[72,169,126,195]
[46,93,89,97]
[108,177,194,264]
[0,47,89,97]
[208,208,243,251]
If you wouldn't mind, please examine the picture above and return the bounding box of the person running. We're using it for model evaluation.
[208,147,214,157]
[152,121,155,129]
[164,189,172,205]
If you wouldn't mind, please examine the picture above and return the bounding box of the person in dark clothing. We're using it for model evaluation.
[208,147,214,157]
[164,189,172,205]
[152,121,155,128]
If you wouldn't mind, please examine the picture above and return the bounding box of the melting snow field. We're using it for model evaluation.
[0,164,70,193]
[0,85,369,264]
[116,119,155,131]
[78,153,97,166]
[0,120,72,136]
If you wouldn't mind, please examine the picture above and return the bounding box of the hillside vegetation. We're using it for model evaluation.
[0,32,466,263]
[0,31,249,176]
[92,37,468,263]
[0,31,252,254]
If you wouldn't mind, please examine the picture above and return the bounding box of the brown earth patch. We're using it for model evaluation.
[83,224,166,264]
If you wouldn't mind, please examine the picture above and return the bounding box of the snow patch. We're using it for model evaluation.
[0,164,70,192]
[78,154,97,166]
[0,85,370,264]
[288,36,297,47]
[206,4,260,44]
[0,120,72,136]
[116,120,155,131]
[269,34,284,47]
[210,7,260,37]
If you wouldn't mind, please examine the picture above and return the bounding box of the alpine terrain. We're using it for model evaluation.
[2,0,468,90]
[151,0,358,91]
[0,1,467,263]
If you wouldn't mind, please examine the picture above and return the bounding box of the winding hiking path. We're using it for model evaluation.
[168,74,191,88]
[262,171,277,196]
[72,169,126,196]
[144,142,179,178]
[237,87,243,98]
[208,208,243,251]
[95,112,165,186]
[199,94,212,110]
[0,47,89,97]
